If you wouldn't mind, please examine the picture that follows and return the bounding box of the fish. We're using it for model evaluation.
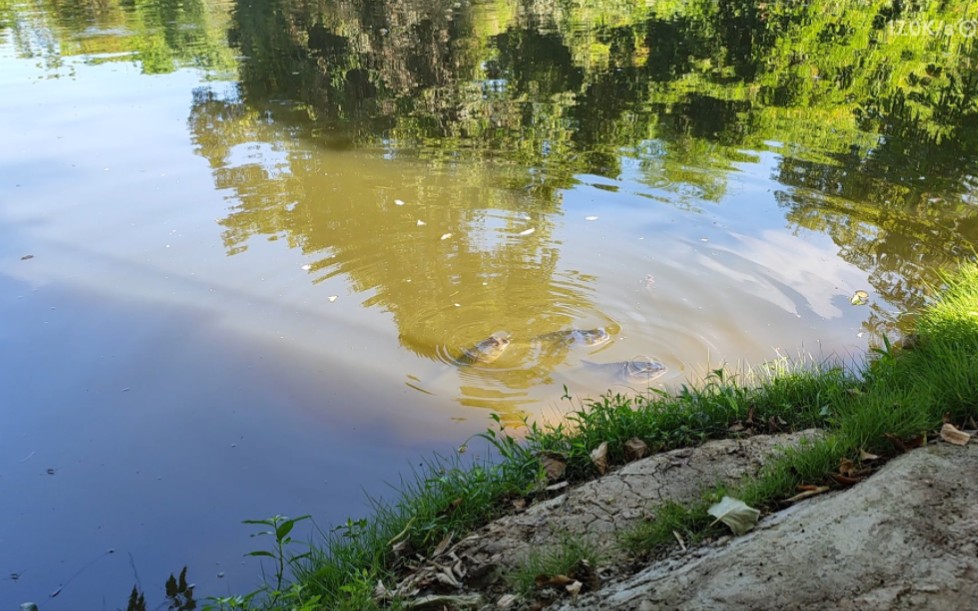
[532,327,613,348]
[459,334,511,364]
[579,356,667,383]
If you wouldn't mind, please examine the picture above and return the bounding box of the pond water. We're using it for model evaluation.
[2,0,977,607]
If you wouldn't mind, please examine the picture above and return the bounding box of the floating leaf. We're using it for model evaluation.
[850,290,869,305]
[707,496,760,536]
[940,423,971,446]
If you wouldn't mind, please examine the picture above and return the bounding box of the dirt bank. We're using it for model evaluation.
[391,432,978,610]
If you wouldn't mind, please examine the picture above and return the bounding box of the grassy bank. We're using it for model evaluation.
[213,264,978,611]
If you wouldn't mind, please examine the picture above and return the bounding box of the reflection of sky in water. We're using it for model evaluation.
[704,230,866,320]
[225,141,292,179]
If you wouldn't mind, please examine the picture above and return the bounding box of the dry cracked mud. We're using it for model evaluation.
[390,432,978,610]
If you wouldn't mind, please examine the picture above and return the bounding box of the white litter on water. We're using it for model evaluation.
[394,199,405,206]
[328,295,338,302]
[440,233,452,240]
[585,215,598,221]
[417,219,426,226]
[301,264,312,271]
[518,227,535,236]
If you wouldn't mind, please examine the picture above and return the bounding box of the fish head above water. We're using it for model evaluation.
[535,327,614,348]
[620,356,667,381]
[462,334,511,364]
[571,328,612,347]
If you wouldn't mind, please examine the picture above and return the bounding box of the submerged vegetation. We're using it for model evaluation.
[200,264,978,609]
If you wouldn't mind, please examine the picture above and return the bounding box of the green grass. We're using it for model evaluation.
[625,264,978,553]
[212,264,978,611]
[504,534,601,596]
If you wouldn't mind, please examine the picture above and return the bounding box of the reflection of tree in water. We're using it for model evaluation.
[207,0,978,355]
[4,0,235,76]
[188,84,611,418]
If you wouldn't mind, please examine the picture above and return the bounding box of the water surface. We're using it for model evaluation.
[2,0,977,607]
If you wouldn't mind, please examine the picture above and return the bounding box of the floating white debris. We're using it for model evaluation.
[440,233,452,240]
[585,215,598,221]
[328,295,338,302]
[301,264,312,271]
[417,220,426,226]
[850,290,869,306]
[454,303,461,307]
[518,227,535,236]
[394,199,405,206]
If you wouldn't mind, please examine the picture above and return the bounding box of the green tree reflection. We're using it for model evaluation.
[11,0,978,408]
[4,0,235,76]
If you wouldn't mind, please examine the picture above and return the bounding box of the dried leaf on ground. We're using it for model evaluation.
[828,473,863,486]
[785,486,831,503]
[431,533,453,558]
[373,580,392,601]
[839,458,858,477]
[404,593,484,609]
[859,449,881,461]
[540,453,567,482]
[535,574,576,588]
[940,423,971,446]
[624,437,649,461]
[496,593,519,608]
[590,441,609,474]
[708,496,761,536]
[672,530,687,552]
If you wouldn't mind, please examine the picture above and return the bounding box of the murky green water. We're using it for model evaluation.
[2,0,977,606]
